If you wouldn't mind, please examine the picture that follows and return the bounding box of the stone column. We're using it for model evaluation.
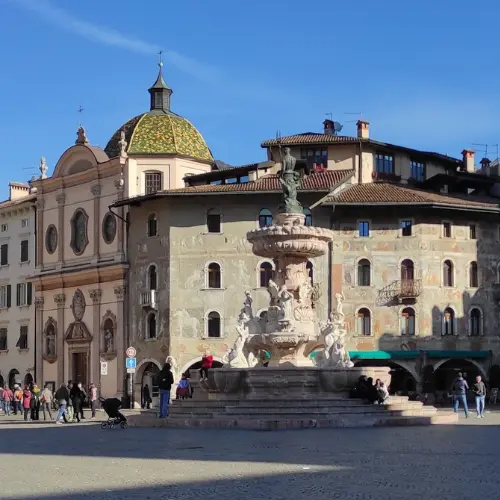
[114,285,126,397]
[89,289,102,388]
[56,193,66,264]
[91,184,101,261]
[114,176,125,259]
[54,293,66,384]
[35,200,45,268]
[35,296,44,384]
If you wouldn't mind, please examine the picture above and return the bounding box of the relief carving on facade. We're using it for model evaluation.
[65,289,92,344]
[90,183,101,196]
[114,285,126,301]
[56,193,66,206]
[35,296,44,309]
[43,317,57,363]
[54,294,66,308]
[100,309,117,360]
[89,289,102,305]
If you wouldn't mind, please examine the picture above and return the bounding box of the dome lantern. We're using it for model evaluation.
[148,51,173,114]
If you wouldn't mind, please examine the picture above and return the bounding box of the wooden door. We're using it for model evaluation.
[72,352,88,388]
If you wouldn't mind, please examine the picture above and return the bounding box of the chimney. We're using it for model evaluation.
[480,157,491,176]
[461,149,475,173]
[9,182,30,201]
[323,119,334,135]
[357,120,369,139]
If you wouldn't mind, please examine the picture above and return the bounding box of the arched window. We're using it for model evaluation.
[357,259,371,286]
[147,213,158,237]
[306,261,314,284]
[258,209,273,228]
[207,263,221,289]
[469,308,481,336]
[207,311,221,338]
[303,208,312,226]
[357,308,371,336]
[443,307,455,336]
[400,307,415,335]
[147,313,157,339]
[469,261,478,288]
[443,260,454,287]
[259,262,273,287]
[148,265,157,291]
[206,208,222,233]
[401,259,414,280]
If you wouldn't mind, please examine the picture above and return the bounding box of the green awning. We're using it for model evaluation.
[308,350,492,361]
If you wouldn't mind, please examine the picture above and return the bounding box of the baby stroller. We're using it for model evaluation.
[99,397,128,429]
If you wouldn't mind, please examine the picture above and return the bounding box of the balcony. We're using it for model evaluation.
[140,289,157,309]
[372,171,402,182]
[377,279,422,306]
[398,279,422,301]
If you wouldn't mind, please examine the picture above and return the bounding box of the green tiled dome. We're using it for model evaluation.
[105,112,213,162]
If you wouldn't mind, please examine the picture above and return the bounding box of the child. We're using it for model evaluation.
[176,374,191,399]
[22,386,32,421]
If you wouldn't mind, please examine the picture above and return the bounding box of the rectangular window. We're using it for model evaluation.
[410,160,425,182]
[358,221,370,237]
[145,172,162,195]
[16,283,32,307]
[20,240,28,263]
[206,213,221,233]
[0,285,9,308]
[1,224,7,232]
[401,220,412,237]
[0,244,8,266]
[300,148,328,168]
[0,328,6,350]
[16,326,28,350]
[21,219,29,228]
[375,153,394,174]
[443,222,452,238]
[225,178,237,184]
[469,224,477,240]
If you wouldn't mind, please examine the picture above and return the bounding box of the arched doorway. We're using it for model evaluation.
[24,373,33,388]
[184,359,224,376]
[140,362,160,409]
[8,369,20,389]
[489,364,500,389]
[434,359,484,395]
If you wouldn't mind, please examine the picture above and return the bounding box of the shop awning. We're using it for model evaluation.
[348,351,420,360]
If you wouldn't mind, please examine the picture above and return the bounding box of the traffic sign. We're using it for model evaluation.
[126,357,137,369]
[127,368,136,374]
[126,346,136,358]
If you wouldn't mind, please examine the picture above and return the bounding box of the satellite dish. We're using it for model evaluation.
[333,121,343,134]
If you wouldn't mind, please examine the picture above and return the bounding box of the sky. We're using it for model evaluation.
[1,0,499,197]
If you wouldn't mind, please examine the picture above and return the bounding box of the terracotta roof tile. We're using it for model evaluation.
[262,134,360,147]
[324,182,500,210]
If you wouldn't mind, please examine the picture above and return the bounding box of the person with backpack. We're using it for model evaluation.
[158,362,174,418]
[451,372,469,418]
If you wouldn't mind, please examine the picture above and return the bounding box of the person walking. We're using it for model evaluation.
[13,385,23,416]
[66,382,74,422]
[77,383,86,420]
[22,386,32,421]
[89,383,98,420]
[54,383,69,424]
[452,372,469,418]
[70,383,83,423]
[158,362,174,418]
[30,384,42,421]
[2,385,13,416]
[41,384,53,420]
[142,384,151,409]
[473,375,487,419]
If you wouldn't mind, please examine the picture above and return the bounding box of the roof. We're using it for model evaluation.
[185,161,275,183]
[0,194,36,212]
[323,182,500,211]
[105,113,213,162]
[261,134,462,166]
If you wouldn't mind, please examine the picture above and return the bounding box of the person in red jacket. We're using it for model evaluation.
[199,350,213,381]
[22,386,32,421]
[2,385,13,416]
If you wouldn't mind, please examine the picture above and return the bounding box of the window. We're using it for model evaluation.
[303,208,312,227]
[400,308,415,335]
[259,262,273,287]
[16,326,28,350]
[469,262,478,288]
[258,209,273,228]
[357,308,371,336]
[20,240,28,263]
[469,308,481,337]
[375,153,394,174]
[102,212,117,244]
[145,172,162,194]
[226,178,237,184]
[207,311,221,338]
[410,160,425,182]
[0,244,8,266]
[358,221,370,237]
[306,261,314,284]
[0,328,6,350]
[147,213,158,237]
[21,219,29,228]
[148,265,157,291]
[443,308,455,336]
[443,222,451,238]
[16,283,32,307]
[300,148,328,167]
[147,313,157,339]
[207,263,221,289]
[70,209,89,255]
[357,259,371,286]
[469,224,477,240]
[443,260,454,287]
[206,209,222,233]
[401,259,414,280]
[0,285,10,308]
[1,224,7,232]
[401,220,412,237]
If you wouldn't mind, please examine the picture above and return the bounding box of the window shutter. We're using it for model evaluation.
[16,284,20,307]
[27,283,32,305]
[7,285,11,308]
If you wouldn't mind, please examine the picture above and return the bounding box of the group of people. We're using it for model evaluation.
[53,381,99,424]
[450,373,487,419]
[350,376,390,404]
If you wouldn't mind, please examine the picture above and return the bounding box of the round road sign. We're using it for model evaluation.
[126,346,136,358]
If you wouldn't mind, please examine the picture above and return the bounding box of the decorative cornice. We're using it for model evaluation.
[89,289,102,304]
[35,296,44,309]
[91,183,101,196]
[113,285,126,301]
[56,193,66,206]
[54,293,66,307]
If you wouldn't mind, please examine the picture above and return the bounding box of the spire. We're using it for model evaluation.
[148,50,173,113]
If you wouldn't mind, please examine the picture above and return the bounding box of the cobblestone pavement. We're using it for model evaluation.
[0,409,499,500]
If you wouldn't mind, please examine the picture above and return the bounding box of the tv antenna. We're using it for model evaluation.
[472,143,499,160]
[344,112,363,124]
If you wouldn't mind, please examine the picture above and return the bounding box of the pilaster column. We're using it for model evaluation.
[35,200,45,268]
[114,285,126,396]
[91,184,101,260]
[115,175,125,259]
[89,289,102,388]
[54,293,66,384]
[56,193,66,264]
[35,296,44,384]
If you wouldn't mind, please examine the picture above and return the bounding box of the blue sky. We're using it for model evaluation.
[1,0,498,196]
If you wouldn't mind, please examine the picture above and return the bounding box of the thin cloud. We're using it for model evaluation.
[10,0,218,82]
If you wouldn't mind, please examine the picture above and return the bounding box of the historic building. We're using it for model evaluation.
[0,182,36,389]
[116,119,500,404]
[30,63,213,399]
